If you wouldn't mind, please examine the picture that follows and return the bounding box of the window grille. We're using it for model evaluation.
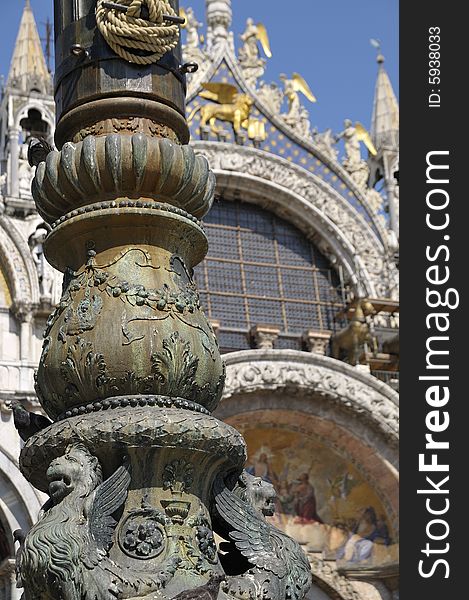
[195,199,344,352]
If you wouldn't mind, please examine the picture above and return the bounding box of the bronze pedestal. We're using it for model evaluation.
[15,2,312,599]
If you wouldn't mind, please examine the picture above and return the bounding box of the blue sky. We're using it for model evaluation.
[0,0,398,135]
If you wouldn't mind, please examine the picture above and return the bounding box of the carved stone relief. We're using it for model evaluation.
[222,350,399,442]
[193,142,398,299]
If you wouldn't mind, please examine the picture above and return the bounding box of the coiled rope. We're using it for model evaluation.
[96,0,180,65]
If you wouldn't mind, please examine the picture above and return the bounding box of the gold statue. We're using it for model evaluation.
[239,18,272,62]
[331,298,377,365]
[188,83,254,136]
[280,73,316,120]
[355,122,378,156]
[247,119,267,142]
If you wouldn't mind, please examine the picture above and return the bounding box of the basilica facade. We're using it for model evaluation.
[0,2,399,599]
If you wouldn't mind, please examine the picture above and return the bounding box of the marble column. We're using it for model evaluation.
[7,128,20,199]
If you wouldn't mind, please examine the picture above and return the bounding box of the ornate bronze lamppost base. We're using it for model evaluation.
[14,2,312,598]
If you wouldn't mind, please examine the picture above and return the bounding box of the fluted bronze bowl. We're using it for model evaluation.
[32,134,216,223]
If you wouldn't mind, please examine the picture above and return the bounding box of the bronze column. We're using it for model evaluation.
[15,2,313,599]
[18,1,245,598]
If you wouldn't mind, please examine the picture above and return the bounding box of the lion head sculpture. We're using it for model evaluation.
[17,444,104,599]
[235,472,277,518]
[46,443,102,504]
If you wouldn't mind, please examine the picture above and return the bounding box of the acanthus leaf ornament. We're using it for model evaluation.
[59,336,113,402]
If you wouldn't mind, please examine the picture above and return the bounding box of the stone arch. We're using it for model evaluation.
[0,216,39,308]
[308,559,363,600]
[0,447,43,554]
[194,142,396,298]
[217,350,399,532]
[0,262,12,309]
[15,101,55,136]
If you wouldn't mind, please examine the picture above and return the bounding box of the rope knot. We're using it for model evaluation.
[127,0,161,23]
[96,0,180,65]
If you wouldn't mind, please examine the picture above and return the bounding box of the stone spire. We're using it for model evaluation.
[370,53,399,155]
[205,0,232,49]
[6,0,51,94]
[369,52,399,239]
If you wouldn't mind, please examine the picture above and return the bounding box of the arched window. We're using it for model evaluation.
[19,108,50,141]
[195,199,344,352]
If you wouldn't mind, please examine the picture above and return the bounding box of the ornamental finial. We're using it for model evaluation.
[370,38,385,63]
[205,0,232,48]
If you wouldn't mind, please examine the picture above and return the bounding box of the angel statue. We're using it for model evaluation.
[337,120,377,165]
[180,7,206,65]
[28,223,60,303]
[239,18,272,62]
[281,73,316,119]
[238,19,272,88]
[181,7,201,49]
[336,120,377,189]
[279,73,316,139]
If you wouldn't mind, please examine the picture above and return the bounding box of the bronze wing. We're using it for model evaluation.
[213,475,287,577]
[89,458,131,553]
[199,82,239,104]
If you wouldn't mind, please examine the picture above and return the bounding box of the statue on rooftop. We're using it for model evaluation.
[337,119,362,166]
[28,223,58,303]
[280,73,316,139]
[337,120,377,189]
[238,19,272,88]
[312,128,339,161]
[239,19,271,62]
[281,73,316,120]
[181,6,207,65]
[183,7,202,49]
